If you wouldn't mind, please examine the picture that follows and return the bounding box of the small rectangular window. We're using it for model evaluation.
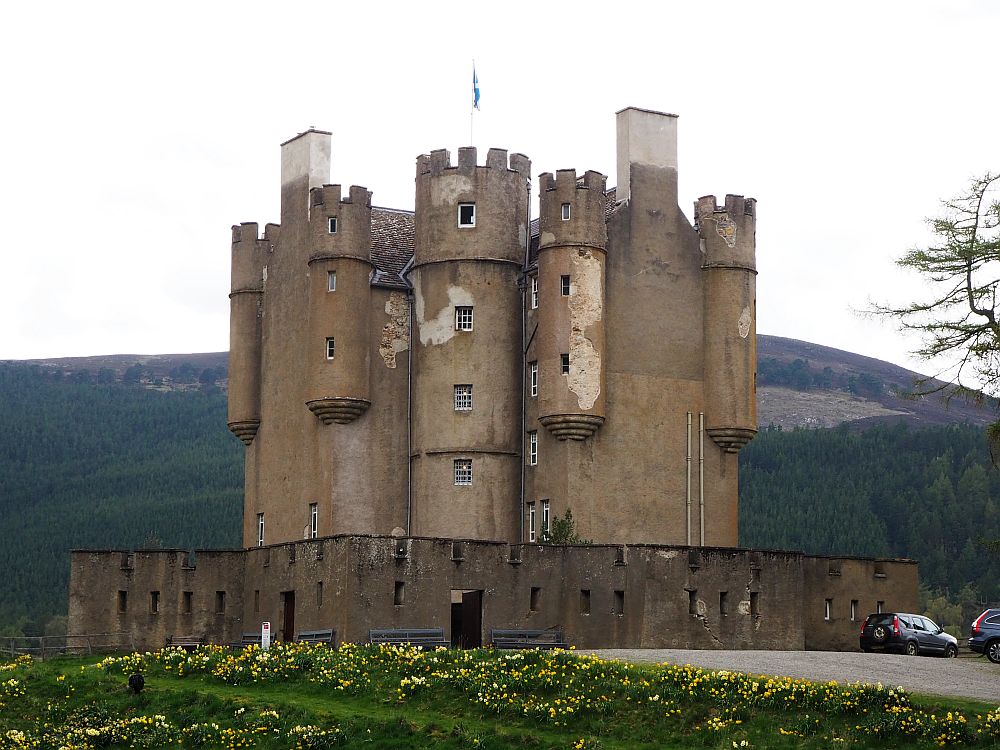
[528,431,538,465]
[309,503,318,539]
[580,589,591,615]
[256,513,264,547]
[541,500,550,540]
[824,598,832,621]
[750,591,759,617]
[150,591,160,614]
[688,589,698,615]
[254,589,260,614]
[454,384,473,410]
[117,590,128,614]
[529,586,540,612]
[527,501,536,542]
[876,600,884,614]
[613,590,625,616]
[454,458,473,486]
[561,275,571,296]
[182,591,193,615]
[458,203,476,227]
[216,591,226,614]
[316,581,323,607]
[327,271,337,292]
[720,591,728,616]
[561,353,570,375]
[327,216,338,234]
[455,306,474,331]
[529,362,538,397]
[530,277,538,309]
[325,337,335,360]
[561,203,571,221]
[394,581,405,606]
[851,599,858,621]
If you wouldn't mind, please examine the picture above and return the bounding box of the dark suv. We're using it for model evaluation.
[859,612,958,657]
[969,608,1000,663]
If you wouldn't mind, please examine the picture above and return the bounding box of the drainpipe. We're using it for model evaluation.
[686,411,692,546]
[699,411,705,546]
[519,179,531,543]
[406,292,413,535]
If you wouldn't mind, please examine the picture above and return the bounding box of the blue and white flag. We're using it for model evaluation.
[472,64,480,110]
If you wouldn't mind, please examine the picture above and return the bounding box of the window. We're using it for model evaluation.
[327,270,337,292]
[720,591,729,616]
[256,513,264,547]
[316,581,323,607]
[117,590,128,614]
[580,589,591,615]
[215,591,226,614]
[325,337,335,359]
[688,589,698,615]
[876,600,884,614]
[394,581,405,605]
[824,598,832,621]
[529,362,538,397]
[750,591,759,617]
[541,500,550,540]
[561,353,570,375]
[309,503,318,539]
[613,590,625,616]
[254,589,260,614]
[455,306,474,331]
[527,501,536,542]
[561,275,571,296]
[183,591,192,615]
[454,384,473,410]
[851,599,858,621]
[458,203,476,227]
[454,458,472,485]
[327,216,338,234]
[528,431,538,465]
[561,203,571,221]
[530,586,540,612]
[150,591,160,614]
[530,277,538,309]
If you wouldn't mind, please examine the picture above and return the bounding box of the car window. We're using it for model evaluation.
[911,618,925,631]
[898,616,911,629]
[986,615,1000,626]
[868,615,892,626]
[923,617,939,632]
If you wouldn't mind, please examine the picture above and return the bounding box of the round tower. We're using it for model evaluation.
[304,184,373,424]
[697,194,757,452]
[536,169,608,440]
[227,222,271,445]
[409,146,530,540]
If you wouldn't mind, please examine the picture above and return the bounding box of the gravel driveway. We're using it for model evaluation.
[585,649,999,704]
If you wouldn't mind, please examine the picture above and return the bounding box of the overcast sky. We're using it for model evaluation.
[3,1,998,382]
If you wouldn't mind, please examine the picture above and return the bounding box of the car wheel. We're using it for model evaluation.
[987,640,1000,665]
[905,640,919,656]
[872,625,888,644]
[944,644,957,658]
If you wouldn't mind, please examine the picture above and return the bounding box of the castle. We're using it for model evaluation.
[68,108,917,651]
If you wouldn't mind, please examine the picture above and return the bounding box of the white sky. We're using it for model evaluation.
[3,1,998,381]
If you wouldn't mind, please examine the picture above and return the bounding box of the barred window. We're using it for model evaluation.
[529,362,538,397]
[531,277,538,309]
[561,353,570,375]
[455,306,474,331]
[454,384,473,411]
[309,503,318,539]
[527,501,536,542]
[541,499,550,539]
[528,431,538,466]
[454,458,473,485]
[561,275,571,296]
[256,513,264,547]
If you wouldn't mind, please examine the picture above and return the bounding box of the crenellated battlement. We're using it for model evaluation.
[415,147,530,179]
[539,169,606,193]
[310,184,372,209]
[694,194,756,225]
[231,222,279,246]
[537,168,608,253]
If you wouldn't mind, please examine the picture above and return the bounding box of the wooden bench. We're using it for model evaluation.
[231,632,262,650]
[491,629,568,650]
[368,628,449,649]
[166,635,204,650]
[295,629,336,646]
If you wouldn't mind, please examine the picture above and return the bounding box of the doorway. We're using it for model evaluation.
[280,590,295,641]
[450,589,482,648]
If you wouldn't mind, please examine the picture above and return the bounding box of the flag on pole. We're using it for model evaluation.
[472,64,480,111]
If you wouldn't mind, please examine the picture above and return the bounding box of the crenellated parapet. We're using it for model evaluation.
[536,169,608,440]
[697,194,758,453]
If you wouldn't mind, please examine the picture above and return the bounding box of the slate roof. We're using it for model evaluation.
[367,187,619,286]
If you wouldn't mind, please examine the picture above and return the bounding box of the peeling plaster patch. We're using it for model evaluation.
[567,249,603,410]
[714,218,737,247]
[540,231,556,247]
[430,174,473,207]
[656,549,680,560]
[518,223,527,249]
[737,599,751,615]
[414,283,474,346]
[379,292,409,368]
[738,306,752,339]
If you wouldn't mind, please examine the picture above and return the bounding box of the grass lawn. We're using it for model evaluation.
[1,643,998,748]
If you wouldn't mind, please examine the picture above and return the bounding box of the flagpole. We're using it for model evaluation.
[470,59,475,145]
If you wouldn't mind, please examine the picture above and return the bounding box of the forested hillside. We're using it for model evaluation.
[0,364,242,636]
[741,423,1000,624]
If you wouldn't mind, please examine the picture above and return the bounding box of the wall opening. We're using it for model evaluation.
[280,590,295,641]
[182,591,192,615]
[851,599,858,621]
[215,591,227,614]
[688,589,698,615]
[719,591,728,616]
[394,581,405,606]
[613,590,625,616]
[450,589,482,648]
[149,591,159,615]
[824,598,832,621]
[117,590,128,614]
[529,586,540,612]
[750,591,759,617]
[580,589,591,616]
[254,590,260,614]
[316,581,323,607]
